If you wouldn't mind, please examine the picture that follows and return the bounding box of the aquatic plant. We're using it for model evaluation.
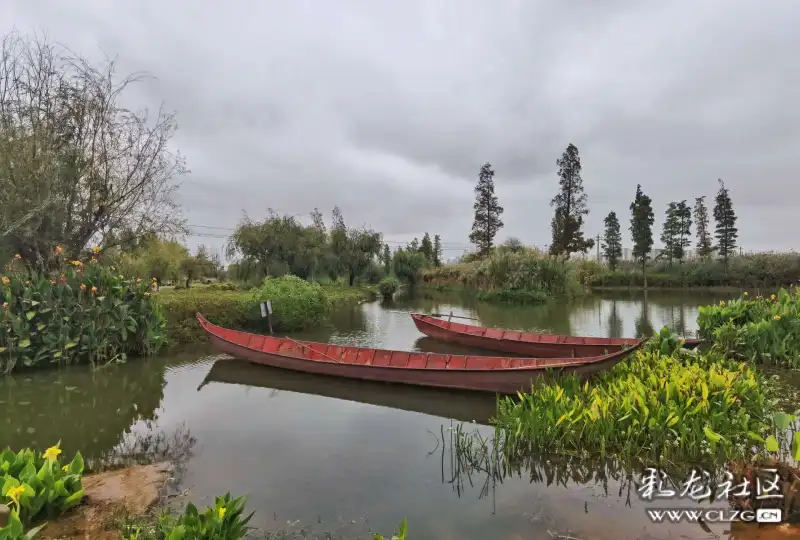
[378,276,400,300]
[0,251,165,374]
[0,442,84,530]
[493,344,773,463]
[698,287,800,368]
[253,275,332,331]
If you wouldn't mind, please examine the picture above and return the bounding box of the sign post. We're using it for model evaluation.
[260,301,274,335]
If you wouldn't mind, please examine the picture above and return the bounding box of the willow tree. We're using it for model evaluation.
[0,32,187,268]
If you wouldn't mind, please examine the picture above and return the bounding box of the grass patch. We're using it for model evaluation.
[156,281,376,344]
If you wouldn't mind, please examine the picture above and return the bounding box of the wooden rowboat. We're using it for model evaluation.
[411,313,702,358]
[197,313,645,394]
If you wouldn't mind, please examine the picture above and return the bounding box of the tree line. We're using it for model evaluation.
[467,143,739,276]
[225,207,443,287]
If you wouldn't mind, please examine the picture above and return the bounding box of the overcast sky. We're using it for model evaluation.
[3,0,798,259]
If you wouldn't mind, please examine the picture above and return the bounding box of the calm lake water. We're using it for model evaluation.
[2,290,797,540]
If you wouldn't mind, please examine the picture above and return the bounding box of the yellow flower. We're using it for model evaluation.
[743,291,748,296]
[62,465,69,472]
[43,444,62,462]
[91,286,97,294]
[90,257,98,264]
[80,283,87,291]
[143,292,151,297]
[774,315,781,321]
[55,246,63,255]
[13,253,21,260]
[719,300,726,306]
[1,276,8,285]
[92,246,101,254]
[136,278,142,284]
[218,507,226,519]
[7,484,25,505]
[118,275,124,279]
[771,294,777,301]
[71,260,83,267]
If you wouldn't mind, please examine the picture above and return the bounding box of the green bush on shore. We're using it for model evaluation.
[378,276,400,299]
[156,288,259,344]
[253,275,332,331]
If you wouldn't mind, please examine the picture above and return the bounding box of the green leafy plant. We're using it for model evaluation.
[0,250,166,374]
[0,442,84,537]
[373,518,407,540]
[378,276,400,300]
[494,344,772,463]
[253,275,332,331]
[698,288,800,368]
[152,493,253,540]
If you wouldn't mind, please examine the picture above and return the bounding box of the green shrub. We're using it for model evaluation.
[493,341,773,463]
[0,442,84,535]
[155,289,258,344]
[361,260,386,284]
[393,250,427,285]
[0,253,166,374]
[378,276,400,299]
[698,288,800,368]
[254,275,332,331]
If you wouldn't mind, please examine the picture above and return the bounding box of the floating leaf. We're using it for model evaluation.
[765,435,780,452]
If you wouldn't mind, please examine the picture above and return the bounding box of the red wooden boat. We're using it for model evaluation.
[197,313,645,394]
[411,314,702,358]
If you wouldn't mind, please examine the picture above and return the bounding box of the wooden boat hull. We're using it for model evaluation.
[199,359,497,425]
[197,313,644,394]
[411,314,701,358]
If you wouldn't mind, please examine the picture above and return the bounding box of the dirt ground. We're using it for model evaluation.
[38,462,172,540]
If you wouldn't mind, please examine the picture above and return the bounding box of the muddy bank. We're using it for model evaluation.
[38,462,172,540]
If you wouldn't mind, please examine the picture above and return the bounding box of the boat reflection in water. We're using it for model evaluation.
[198,358,498,425]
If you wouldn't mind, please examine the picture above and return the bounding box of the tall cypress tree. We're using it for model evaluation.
[419,232,433,262]
[469,163,504,256]
[660,200,691,264]
[549,143,594,257]
[382,244,392,273]
[693,196,713,259]
[602,211,623,270]
[660,202,679,265]
[713,179,738,265]
[432,235,442,267]
[629,184,654,287]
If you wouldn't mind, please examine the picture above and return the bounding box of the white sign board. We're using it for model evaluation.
[260,302,267,318]
[266,300,273,314]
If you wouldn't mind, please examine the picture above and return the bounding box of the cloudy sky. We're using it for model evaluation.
[3,0,798,259]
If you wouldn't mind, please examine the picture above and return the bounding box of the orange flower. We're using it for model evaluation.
[90,257,98,264]
[49,280,56,285]
[91,286,97,293]
[1,302,7,309]
[92,246,101,254]
[1,276,8,285]
[59,274,66,282]
[774,315,781,321]
[13,254,21,260]
[55,246,63,255]
[80,283,87,291]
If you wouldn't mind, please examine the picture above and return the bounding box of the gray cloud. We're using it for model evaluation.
[3,0,799,258]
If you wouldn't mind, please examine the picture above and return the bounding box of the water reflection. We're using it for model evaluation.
[0,357,167,457]
[200,359,497,425]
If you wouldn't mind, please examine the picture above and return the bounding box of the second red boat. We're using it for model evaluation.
[411,313,702,358]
